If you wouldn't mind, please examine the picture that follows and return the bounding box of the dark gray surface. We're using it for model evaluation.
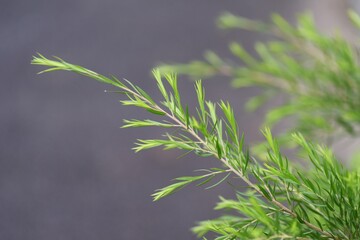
[0,1,307,239]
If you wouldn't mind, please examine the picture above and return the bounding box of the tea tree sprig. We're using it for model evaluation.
[32,55,360,239]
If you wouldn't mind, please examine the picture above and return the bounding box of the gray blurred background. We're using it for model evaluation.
[0,1,355,239]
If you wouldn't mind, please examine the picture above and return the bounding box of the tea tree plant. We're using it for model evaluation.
[32,11,360,240]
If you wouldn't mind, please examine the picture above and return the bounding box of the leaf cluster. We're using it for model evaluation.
[32,53,360,239]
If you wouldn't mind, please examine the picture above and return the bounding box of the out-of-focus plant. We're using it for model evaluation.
[160,11,360,148]
[32,10,360,240]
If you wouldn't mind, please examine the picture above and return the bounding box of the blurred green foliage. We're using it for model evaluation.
[160,11,360,148]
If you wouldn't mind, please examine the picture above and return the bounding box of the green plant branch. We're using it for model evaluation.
[32,54,342,239]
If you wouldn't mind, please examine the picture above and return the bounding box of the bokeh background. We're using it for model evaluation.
[0,1,357,239]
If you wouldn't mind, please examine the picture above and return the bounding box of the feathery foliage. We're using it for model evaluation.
[160,10,360,146]
[32,10,360,240]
